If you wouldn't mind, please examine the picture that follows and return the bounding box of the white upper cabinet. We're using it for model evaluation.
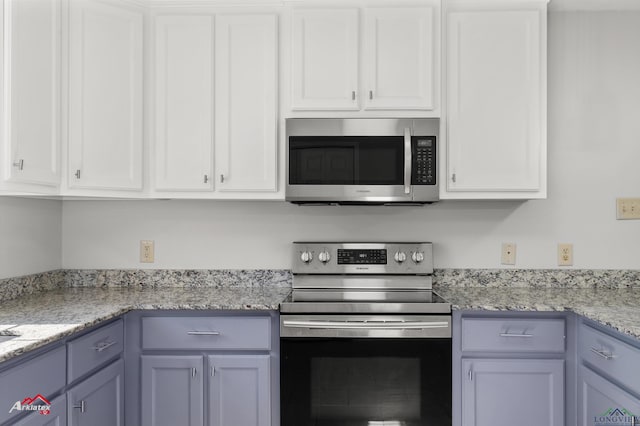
[289,2,439,116]
[443,0,548,199]
[3,0,60,189]
[67,0,144,191]
[363,7,437,110]
[153,16,214,192]
[215,14,278,193]
[291,8,360,111]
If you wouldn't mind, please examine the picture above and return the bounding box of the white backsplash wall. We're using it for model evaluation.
[0,197,62,279]
[61,11,640,271]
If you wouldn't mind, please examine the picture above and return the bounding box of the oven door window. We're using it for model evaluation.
[289,136,404,185]
[281,338,451,426]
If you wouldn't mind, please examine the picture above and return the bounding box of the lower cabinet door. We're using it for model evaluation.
[13,394,67,426]
[141,355,204,426]
[462,359,564,426]
[579,366,640,426]
[208,355,270,426]
[67,359,124,426]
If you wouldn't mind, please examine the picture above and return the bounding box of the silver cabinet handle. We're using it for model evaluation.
[590,347,615,360]
[187,331,220,336]
[72,401,86,413]
[500,333,534,338]
[13,159,24,170]
[220,174,224,183]
[282,320,449,330]
[92,340,117,352]
[451,173,456,183]
[369,90,373,100]
[74,169,81,179]
[191,367,197,378]
[351,91,356,101]
[403,128,412,195]
[204,174,209,184]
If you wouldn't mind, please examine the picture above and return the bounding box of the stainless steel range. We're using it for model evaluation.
[280,242,452,426]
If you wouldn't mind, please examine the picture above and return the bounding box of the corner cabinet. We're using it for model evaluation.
[151,12,278,197]
[578,320,640,426]
[288,2,440,116]
[66,0,144,193]
[1,0,61,193]
[453,312,568,426]
[442,0,548,199]
[126,311,279,426]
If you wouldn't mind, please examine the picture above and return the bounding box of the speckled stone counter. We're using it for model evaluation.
[436,286,640,340]
[0,286,291,363]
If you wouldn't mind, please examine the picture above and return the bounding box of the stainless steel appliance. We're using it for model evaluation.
[280,242,452,426]
[286,129,438,205]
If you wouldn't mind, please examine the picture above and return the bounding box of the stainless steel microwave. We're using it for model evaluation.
[286,129,438,205]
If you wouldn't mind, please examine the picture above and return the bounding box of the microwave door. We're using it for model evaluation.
[287,136,412,203]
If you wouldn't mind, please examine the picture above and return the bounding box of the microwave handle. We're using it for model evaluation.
[404,128,412,194]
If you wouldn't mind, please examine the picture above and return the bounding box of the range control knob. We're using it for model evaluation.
[394,251,407,263]
[300,251,313,264]
[412,251,425,264]
[318,251,331,264]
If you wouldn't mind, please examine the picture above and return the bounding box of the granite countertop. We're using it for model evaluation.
[0,286,291,363]
[1,283,640,364]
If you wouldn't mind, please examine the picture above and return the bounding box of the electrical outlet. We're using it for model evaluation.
[140,240,155,263]
[616,198,640,220]
[501,243,516,265]
[558,243,573,266]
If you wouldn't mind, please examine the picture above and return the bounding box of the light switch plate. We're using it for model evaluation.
[501,243,516,265]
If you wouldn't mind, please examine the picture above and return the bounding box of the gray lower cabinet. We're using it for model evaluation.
[208,355,270,426]
[140,356,204,426]
[66,359,124,426]
[461,358,565,426]
[453,312,570,426]
[579,366,640,426]
[129,311,278,426]
[13,395,67,426]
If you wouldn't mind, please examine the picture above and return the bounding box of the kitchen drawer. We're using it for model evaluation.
[580,323,640,396]
[0,346,66,425]
[67,319,124,384]
[461,317,566,353]
[142,316,271,351]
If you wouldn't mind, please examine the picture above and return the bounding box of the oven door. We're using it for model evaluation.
[280,315,452,426]
[287,133,416,204]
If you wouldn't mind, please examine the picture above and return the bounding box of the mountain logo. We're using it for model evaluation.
[8,394,51,415]
[595,407,638,426]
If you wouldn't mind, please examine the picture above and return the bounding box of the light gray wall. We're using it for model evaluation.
[0,197,62,279]
[61,11,640,271]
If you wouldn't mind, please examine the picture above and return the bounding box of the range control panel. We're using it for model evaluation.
[293,242,433,275]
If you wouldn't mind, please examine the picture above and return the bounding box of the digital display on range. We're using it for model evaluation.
[337,249,387,265]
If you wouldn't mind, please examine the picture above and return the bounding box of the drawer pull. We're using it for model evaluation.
[72,401,86,413]
[500,333,533,338]
[92,340,117,352]
[590,347,616,360]
[187,331,221,336]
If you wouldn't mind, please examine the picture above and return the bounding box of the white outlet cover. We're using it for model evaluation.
[140,240,155,263]
[501,243,516,265]
[558,243,573,266]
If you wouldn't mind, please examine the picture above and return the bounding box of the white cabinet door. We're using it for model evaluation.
[4,0,60,187]
[153,16,214,192]
[445,4,546,198]
[215,14,277,192]
[363,6,437,111]
[68,0,143,191]
[291,8,359,111]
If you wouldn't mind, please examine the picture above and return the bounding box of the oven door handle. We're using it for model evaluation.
[404,127,412,195]
[282,319,449,330]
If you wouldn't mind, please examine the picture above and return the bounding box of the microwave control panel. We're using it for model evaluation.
[412,137,436,185]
